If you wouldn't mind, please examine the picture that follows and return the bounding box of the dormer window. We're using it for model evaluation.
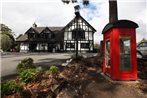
[41,33,46,39]
[28,33,34,39]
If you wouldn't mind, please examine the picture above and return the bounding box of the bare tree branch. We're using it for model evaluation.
[61,0,89,5]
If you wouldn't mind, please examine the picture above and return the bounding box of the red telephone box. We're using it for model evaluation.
[102,20,139,80]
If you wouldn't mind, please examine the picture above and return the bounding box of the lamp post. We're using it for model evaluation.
[73,5,86,62]
[74,5,80,63]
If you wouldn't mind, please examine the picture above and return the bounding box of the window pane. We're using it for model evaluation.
[81,43,89,48]
[106,40,110,67]
[66,43,75,48]
[120,37,131,71]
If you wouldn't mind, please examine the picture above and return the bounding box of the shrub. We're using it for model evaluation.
[21,58,33,66]
[19,69,36,83]
[46,66,59,75]
[35,66,43,74]
[35,67,43,80]
[16,58,36,73]
[1,80,23,97]
[19,67,43,83]
[16,63,24,73]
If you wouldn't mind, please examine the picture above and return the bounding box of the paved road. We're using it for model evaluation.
[1,53,73,77]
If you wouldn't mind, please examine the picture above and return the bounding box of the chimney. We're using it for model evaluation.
[32,22,37,28]
[109,0,118,23]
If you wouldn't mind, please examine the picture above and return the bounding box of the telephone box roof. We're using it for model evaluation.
[102,20,139,34]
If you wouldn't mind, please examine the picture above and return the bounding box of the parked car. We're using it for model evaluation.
[137,41,147,58]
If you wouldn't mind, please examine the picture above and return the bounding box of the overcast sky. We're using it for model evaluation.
[1,0,147,44]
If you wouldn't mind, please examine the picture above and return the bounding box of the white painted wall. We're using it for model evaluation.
[66,48,75,51]
[68,31,72,40]
[85,31,88,40]
[20,43,29,52]
[64,31,67,40]
[90,43,93,51]
[36,43,48,51]
[89,32,93,40]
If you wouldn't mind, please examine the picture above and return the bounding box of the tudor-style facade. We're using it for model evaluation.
[17,26,63,52]
[16,13,96,52]
[63,14,96,52]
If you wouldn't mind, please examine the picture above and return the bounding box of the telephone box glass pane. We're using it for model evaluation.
[106,40,110,67]
[120,37,131,71]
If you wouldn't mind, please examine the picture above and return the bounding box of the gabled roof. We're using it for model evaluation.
[25,27,64,34]
[16,27,64,42]
[63,15,96,32]
[49,27,63,32]
[16,34,28,41]
[80,16,96,32]
[34,27,46,33]
[41,27,52,34]
[25,27,35,34]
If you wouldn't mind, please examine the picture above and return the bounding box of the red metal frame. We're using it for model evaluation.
[103,28,137,80]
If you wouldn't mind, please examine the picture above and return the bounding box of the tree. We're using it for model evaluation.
[141,38,147,42]
[0,33,12,51]
[0,24,15,51]
[1,24,12,33]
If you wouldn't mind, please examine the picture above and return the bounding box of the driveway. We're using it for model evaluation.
[1,52,97,77]
[1,53,73,77]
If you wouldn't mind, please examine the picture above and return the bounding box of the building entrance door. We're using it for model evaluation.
[48,44,53,52]
[29,43,37,52]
